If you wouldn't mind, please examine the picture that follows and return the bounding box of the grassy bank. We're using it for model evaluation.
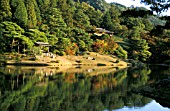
[2,52,130,70]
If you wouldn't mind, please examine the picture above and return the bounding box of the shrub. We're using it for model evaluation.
[76,60,82,63]
[97,63,106,66]
[50,60,60,63]
[59,51,66,56]
[116,59,120,63]
[56,60,60,63]
[29,57,38,61]
[50,60,56,63]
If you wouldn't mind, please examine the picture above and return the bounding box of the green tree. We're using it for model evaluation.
[37,0,49,22]
[34,0,42,26]
[73,9,91,29]
[25,0,37,28]
[11,0,28,28]
[142,18,153,31]
[0,22,33,52]
[46,8,67,35]
[50,0,57,7]
[162,29,170,37]
[130,26,141,39]
[117,25,129,37]
[78,0,109,11]
[57,0,75,27]
[101,11,114,31]
[68,28,93,51]
[81,2,102,27]
[128,38,152,61]
[25,29,48,43]
[108,5,122,32]
[100,5,122,32]
[36,0,43,7]
[55,37,72,55]
[114,45,128,59]
[123,17,145,29]
[0,0,12,21]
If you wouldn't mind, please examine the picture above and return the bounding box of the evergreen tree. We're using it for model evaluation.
[41,0,50,15]
[81,2,102,27]
[11,0,28,28]
[50,0,57,7]
[36,0,43,6]
[25,0,37,28]
[128,38,152,61]
[33,0,42,26]
[36,0,49,24]
[25,29,48,43]
[0,22,33,52]
[46,8,67,34]
[57,0,75,27]
[101,11,114,31]
[130,26,141,39]
[0,0,12,21]
[108,5,122,33]
[73,9,91,29]
[142,18,153,31]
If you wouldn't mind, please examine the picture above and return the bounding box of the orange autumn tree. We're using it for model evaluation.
[104,37,118,54]
[92,37,118,54]
[92,39,107,53]
[65,43,79,55]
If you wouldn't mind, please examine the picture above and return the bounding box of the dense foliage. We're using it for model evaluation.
[0,0,169,63]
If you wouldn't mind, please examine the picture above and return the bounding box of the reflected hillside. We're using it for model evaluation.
[148,65,170,83]
[0,66,152,111]
[0,66,121,76]
[133,65,170,108]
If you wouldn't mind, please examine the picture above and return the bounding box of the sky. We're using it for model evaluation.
[105,0,170,16]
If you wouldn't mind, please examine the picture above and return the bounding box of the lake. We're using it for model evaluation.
[0,65,170,111]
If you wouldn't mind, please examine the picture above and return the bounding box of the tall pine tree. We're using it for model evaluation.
[25,0,37,28]
[57,0,75,27]
[11,0,28,28]
[46,8,67,35]
[33,0,42,26]
[73,8,91,30]
[0,0,12,21]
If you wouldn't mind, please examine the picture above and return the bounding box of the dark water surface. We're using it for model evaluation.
[0,65,169,111]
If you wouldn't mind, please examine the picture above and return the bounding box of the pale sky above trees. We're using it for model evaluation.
[105,0,170,15]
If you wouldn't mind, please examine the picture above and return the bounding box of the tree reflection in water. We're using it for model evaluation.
[0,65,159,111]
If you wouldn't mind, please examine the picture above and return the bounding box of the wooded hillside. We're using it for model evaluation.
[0,0,170,63]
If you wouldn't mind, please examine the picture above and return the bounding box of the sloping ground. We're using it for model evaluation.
[6,52,129,69]
[62,52,128,68]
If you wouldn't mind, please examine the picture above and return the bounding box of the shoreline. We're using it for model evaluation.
[3,52,130,69]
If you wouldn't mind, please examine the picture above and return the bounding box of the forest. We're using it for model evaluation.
[0,0,170,63]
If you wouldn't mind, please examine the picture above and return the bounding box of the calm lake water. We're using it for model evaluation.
[0,65,170,111]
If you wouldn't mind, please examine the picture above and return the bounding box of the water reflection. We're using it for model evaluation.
[0,65,169,111]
